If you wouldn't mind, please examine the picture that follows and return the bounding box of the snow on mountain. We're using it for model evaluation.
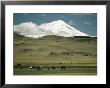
[14,20,89,38]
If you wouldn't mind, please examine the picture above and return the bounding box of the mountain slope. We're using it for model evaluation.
[39,20,88,37]
[14,20,89,38]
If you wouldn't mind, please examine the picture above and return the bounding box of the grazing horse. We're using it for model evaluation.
[36,65,42,71]
[47,67,50,70]
[51,67,55,70]
[61,66,65,70]
[15,64,23,69]
[29,66,32,69]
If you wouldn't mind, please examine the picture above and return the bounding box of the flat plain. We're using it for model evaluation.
[14,33,97,75]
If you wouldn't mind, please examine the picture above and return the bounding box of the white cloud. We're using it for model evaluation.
[14,22,43,38]
[14,22,53,38]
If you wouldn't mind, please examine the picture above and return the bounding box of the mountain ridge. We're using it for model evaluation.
[14,20,89,38]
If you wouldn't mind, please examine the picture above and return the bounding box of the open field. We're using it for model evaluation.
[14,33,97,75]
[14,66,96,75]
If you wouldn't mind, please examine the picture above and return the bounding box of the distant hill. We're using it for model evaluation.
[14,32,96,43]
[14,32,25,39]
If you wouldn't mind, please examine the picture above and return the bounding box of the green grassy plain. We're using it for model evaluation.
[14,67,96,75]
[14,33,97,75]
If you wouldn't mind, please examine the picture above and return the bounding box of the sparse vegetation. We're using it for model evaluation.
[14,33,97,75]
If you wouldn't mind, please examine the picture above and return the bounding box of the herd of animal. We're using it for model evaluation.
[14,64,66,71]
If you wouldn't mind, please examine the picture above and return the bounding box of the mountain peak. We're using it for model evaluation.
[40,20,66,27]
[51,20,68,27]
[14,20,89,38]
[52,20,66,24]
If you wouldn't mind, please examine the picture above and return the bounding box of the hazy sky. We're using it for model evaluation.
[14,13,97,36]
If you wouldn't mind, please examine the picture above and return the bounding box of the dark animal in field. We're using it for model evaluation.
[29,65,43,71]
[47,67,50,70]
[61,66,65,70]
[51,67,55,70]
[15,64,23,69]
[16,64,21,67]
[36,65,43,71]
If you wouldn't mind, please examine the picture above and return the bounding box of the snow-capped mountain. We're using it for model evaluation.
[14,20,89,38]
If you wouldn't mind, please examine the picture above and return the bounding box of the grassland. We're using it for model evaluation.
[14,33,97,75]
